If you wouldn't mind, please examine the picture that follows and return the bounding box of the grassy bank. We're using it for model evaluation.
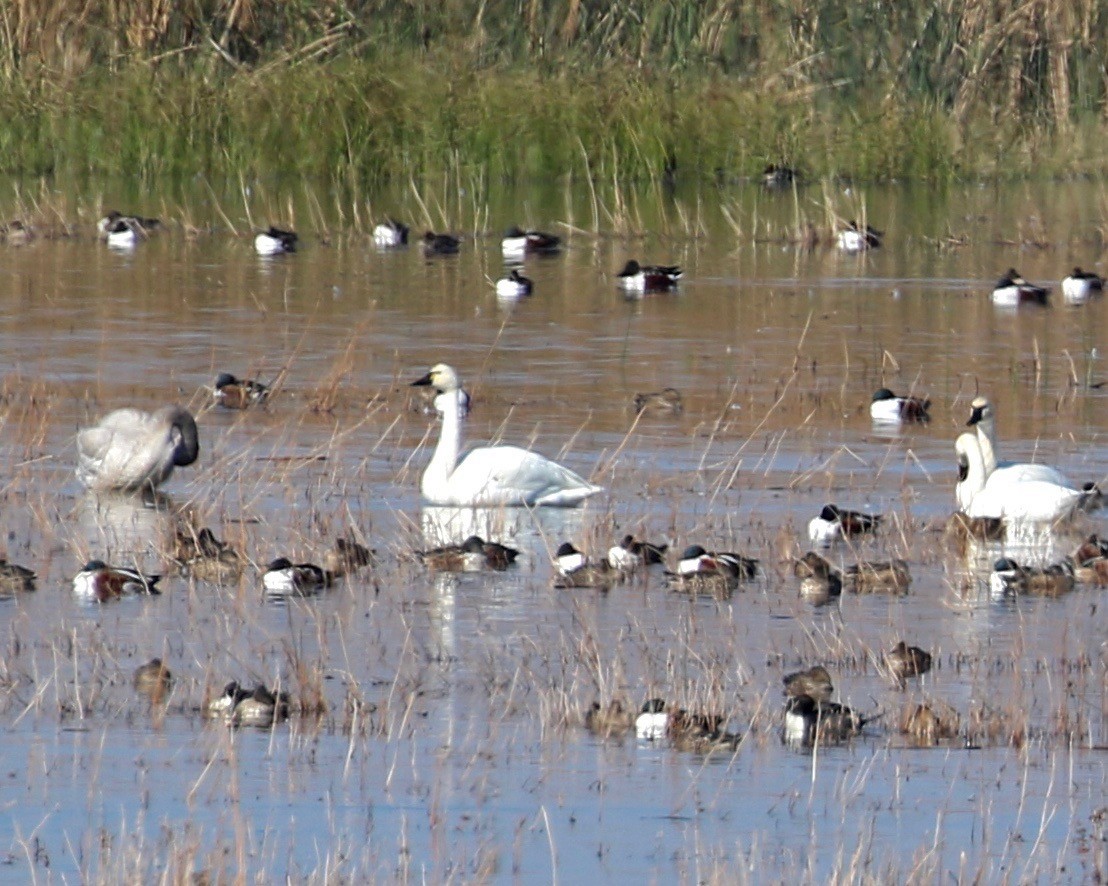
[2,0,1107,183]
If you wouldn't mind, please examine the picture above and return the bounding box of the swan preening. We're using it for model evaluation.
[77,406,200,492]
[411,364,603,507]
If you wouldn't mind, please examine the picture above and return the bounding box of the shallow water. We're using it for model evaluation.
[0,178,1106,882]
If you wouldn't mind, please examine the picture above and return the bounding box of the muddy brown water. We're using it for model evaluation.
[0,179,1105,881]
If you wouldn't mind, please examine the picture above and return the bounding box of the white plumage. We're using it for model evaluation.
[77,406,200,492]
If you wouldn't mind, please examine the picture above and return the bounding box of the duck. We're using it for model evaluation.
[869,388,930,424]
[762,164,796,189]
[1073,533,1108,565]
[666,709,741,754]
[262,558,332,596]
[844,559,911,593]
[418,535,519,572]
[98,211,159,238]
[783,665,834,703]
[606,535,667,573]
[495,269,533,298]
[990,557,1075,598]
[133,658,173,702]
[0,560,36,593]
[636,698,669,740]
[174,527,242,584]
[794,551,843,603]
[72,561,161,601]
[900,701,961,746]
[372,218,410,248]
[632,388,683,415]
[104,216,147,249]
[206,681,251,719]
[616,260,682,295]
[836,220,882,252]
[410,363,603,507]
[2,220,34,246]
[955,433,1088,524]
[321,538,376,578]
[501,226,561,258]
[231,684,291,728]
[885,641,932,684]
[807,504,881,545]
[784,695,869,746]
[1061,267,1104,305]
[77,405,200,493]
[966,396,1073,486]
[584,700,636,737]
[942,511,1006,546]
[254,226,298,256]
[422,231,460,255]
[553,542,619,589]
[213,373,269,409]
[990,268,1049,306]
[667,544,757,596]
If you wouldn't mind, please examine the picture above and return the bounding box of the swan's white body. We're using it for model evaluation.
[955,433,1082,523]
[77,406,200,492]
[412,364,603,508]
[967,396,1071,486]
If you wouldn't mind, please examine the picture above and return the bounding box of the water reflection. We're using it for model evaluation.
[419,504,589,555]
[72,490,180,563]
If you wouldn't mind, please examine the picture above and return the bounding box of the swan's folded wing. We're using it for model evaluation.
[477,445,601,506]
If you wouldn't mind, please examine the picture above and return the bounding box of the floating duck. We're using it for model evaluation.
[72,561,161,601]
[632,388,683,415]
[373,219,410,248]
[783,665,834,703]
[844,559,911,593]
[418,535,519,572]
[900,701,961,746]
[321,538,376,578]
[553,542,619,589]
[836,220,882,252]
[77,406,200,492]
[667,544,757,596]
[616,260,682,295]
[231,684,291,728]
[133,658,173,702]
[0,560,36,593]
[174,527,242,584]
[794,551,843,603]
[495,268,533,298]
[885,641,932,684]
[501,226,561,258]
[262,558,332,596]
[422,231,460,255]
[254,226,298,255]
[584,700,636,737]
[606,535,667,573]
[807,504,881,545]
[213,373,269,409]
[990,557,1075,598]
[762,164,796,189]
[98,211,159,239]
[990,268,1049,306]
[1061,267,1104,305]
[784,696,870,746]
[869,388,930,424]
[207,681,251,718]
[410,364,602,507]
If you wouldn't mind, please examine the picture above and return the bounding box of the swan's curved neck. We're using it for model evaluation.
[423,390,465,496]
[974,415,999,475]
[955,434,986,510]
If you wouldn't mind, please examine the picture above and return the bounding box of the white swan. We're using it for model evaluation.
[411,364,603,507]
[77,406,200,492]
[966,396,1072,486]
[955,432,1084,523]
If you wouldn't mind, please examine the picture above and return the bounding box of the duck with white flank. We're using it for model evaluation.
[607,535,667,573]
[990,268,1049,306]
[501,226,561,258]
[72,561,161,601]
[1061,267,1104,304]
[990,557,1075,598]
[553,542,619,589]
[666,544,757,596]
[807,504,881,545]
[784,695,870,746]
[262,558,332,596]
[836,220,882,252]
[77,406,199,493]
[495,269,533,298]
[410,363,603,507]
[373,218,409,248]
[869,388,930,424]
[213,372,269,409]
[254,226,298,256]
[98,211,159,238]
[616,260,682,295]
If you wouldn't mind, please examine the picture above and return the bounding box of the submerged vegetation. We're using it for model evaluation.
[3,0,1108,183]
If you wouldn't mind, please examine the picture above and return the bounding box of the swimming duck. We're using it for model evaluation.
[231,684,291,728]
[372,218,410,248]
[667,544,757,596]
[98,211,159,238]
[990,557,1075,598]
[72,561,161,601]
[417,535,519,572]
[636,698,669,740]
[666,709,741,754]
[869,388,930,424]
[844,559,911,593]
[254,226,298,256]
[553,542,619,589]
[632,388,683,415]
[321,538,376,578]
[584,700,636,737]
[955,433,1088,524]
[783,665,834,703]
[410,363,603,507]
[807,504,881,545]
[0,560,36,593]
[794,551,843,603]
[501,226,561,258]
[990,268,1049,306]
[495,269,533,298]
[966,396,1073,486]
[174,527,242,584]
[900,701,961,746]
[105,216,147,249]
[77,405,200,493]
[762,164,796,189]
[1061,267,1104,305]
[784,695,869,746]
[262,558,332,596]
[206,681,251,719]
[213,373,269,409]
[885,641,932,684]
[422,231,460,255]
[133,658,173,702]
[836,220,882,252]
[616,260,682,295]
[1073,533,1108,565]
[606,535,667,573]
